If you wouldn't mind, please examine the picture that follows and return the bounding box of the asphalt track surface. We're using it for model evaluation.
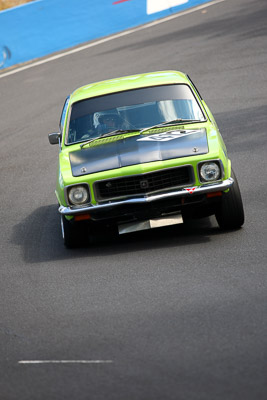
[0,0,267,399]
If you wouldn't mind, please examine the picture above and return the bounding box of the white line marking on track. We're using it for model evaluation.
[0,0,227,79]
[18,360,113,364]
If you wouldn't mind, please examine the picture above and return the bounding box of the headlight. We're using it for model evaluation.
[199,162,221,182]
[68,185,90,205]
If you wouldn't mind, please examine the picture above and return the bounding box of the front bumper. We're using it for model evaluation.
[59,178,233,216]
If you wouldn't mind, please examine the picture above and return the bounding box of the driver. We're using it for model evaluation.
[97,112,121,134]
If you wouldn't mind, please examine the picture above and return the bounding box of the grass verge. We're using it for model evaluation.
[0,0,34,11]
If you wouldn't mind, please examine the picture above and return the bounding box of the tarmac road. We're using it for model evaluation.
[0,0,266,399]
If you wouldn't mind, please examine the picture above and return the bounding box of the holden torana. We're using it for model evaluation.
[49,71,244,247]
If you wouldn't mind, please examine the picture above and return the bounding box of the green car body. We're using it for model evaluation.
[49,71,244,247]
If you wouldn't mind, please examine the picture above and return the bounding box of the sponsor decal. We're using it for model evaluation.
[147,0,188,15]
[112,0,131,4]
[0,46,11,68]
[185,187,196,194]
[113,0,188,10]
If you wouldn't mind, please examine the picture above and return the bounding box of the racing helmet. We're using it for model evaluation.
[94,109,121,131]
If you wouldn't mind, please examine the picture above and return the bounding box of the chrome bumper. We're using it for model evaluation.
[59,178,233,216]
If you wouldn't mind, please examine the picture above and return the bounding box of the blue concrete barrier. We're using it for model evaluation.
[0,0,212,70]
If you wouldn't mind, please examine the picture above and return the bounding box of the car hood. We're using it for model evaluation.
[69,129,208,177]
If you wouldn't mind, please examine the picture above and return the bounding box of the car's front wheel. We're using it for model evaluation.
[61,215,90,248]
[215,170,244,230]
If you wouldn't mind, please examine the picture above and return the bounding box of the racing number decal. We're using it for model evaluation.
[137,132,190,142]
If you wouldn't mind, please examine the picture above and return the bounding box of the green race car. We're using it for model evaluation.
[49,71,244,247]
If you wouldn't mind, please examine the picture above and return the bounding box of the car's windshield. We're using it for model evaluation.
[66,84,206,144]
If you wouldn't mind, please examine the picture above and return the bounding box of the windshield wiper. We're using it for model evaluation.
[80,129,140,149]
[140,119,201,134]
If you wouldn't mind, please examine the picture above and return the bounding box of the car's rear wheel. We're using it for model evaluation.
[215,169,244,230]
[61,215,90,248]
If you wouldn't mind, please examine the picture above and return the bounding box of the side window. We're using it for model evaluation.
[60,96,70,133]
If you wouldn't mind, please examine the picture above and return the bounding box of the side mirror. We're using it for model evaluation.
[48,132,61,145]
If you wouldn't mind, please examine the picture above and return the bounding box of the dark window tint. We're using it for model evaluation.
[70,85,201,120]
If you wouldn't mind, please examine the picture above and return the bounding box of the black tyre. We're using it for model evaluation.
[215,170,245,230]
[61,215,89,248]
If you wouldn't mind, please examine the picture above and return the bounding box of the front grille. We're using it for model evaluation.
[94,166,193,202]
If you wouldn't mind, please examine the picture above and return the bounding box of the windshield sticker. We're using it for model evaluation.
[137,131,196,142]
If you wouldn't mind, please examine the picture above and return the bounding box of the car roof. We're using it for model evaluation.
[70,70,189,104]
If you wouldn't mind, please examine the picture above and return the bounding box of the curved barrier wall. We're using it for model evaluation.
[0,0,212,70]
